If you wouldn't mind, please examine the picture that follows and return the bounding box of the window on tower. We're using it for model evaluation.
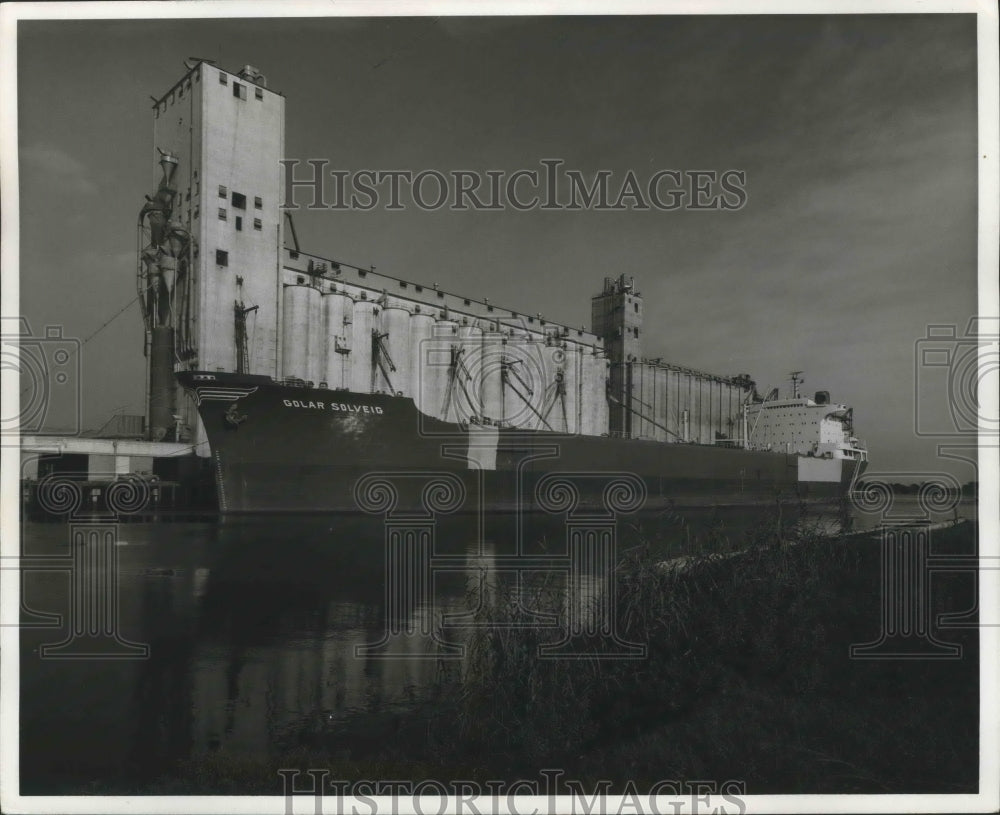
[216,250,229,266]
[233,82,247,100]
[218,208,227,220]
[254,196,262,209]
[235,216,243,232]
[232,192,246,210]
[219,72,227,85]
[255,87,264,100]
[218,185,227,198]
[253,218,262,230]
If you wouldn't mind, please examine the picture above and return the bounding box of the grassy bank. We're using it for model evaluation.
[449,515,978,793]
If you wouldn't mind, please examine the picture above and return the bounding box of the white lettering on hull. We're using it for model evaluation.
[282,399,384,415]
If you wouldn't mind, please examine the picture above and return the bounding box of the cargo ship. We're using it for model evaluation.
[176,329,868,514]
[135,61,867,514]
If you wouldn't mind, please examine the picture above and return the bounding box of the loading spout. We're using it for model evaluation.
[136,147,191,441]
[606,393,682,441]
[505,377,554,432]
[284,211,301,253]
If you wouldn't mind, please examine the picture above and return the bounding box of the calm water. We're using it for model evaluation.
[18,498,977,792]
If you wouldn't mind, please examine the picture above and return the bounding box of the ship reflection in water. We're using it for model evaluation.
[18,499,974,792]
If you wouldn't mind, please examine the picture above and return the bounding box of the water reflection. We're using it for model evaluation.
[18,498,978,791]
[191,516,449,761]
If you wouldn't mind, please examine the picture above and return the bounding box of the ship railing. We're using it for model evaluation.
[853,439,869,461]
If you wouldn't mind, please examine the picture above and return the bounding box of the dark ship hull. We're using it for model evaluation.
[179,372,866,514]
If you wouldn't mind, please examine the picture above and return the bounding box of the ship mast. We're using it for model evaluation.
[789,370,804,399]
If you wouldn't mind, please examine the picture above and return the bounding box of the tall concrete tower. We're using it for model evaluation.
[591,274,643,435]
[139,61,285,447]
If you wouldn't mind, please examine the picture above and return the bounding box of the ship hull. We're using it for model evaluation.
[179,372,865,514]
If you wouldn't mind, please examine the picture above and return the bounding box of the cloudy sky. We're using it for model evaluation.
[12,10,984,478]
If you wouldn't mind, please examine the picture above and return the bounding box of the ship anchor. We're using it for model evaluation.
[224,403,248,428]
